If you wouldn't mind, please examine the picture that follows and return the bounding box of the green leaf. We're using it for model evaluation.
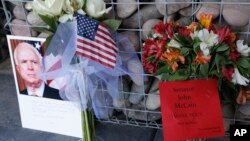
[193,42,200,54]
[147,56,155,62]
[38,14,58,32]
[215,54,224,70]
[199,64,209,78]
[102,19,122,32]
[236,57,250,69]
[175,36,190,46]
[161,73,170,81]
[180,47,190,56]
[168,69,189,81]
[32,27,53,34]
[209,70,219,77]
[216,43,229,52]
[155,65,170,75]
[45,34,54,48]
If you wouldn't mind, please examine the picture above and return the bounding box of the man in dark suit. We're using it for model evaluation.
[14,42,62,100]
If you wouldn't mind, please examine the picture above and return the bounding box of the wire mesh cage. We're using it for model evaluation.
[2,0,250,135]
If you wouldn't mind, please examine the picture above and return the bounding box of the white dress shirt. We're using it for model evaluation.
[27,82,45,97]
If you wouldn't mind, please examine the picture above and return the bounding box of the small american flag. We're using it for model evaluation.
[76,14,118,69]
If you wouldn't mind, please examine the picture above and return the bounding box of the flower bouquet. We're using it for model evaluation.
[142,13,250,104]
[31,0,123,141]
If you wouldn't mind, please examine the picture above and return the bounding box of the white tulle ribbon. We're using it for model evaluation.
[40,19,143,118]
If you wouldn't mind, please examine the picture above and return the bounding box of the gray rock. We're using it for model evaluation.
[10,19,38,37]
[126,100,162,121]
[179,5,201,17]
[127,59,144,85]
[116,0,137,19]
[104,0,111,3]
[129,79,151,105]
[235,101,250,125]
[196,4,220,20]
[223,4,250,27]
[146,78,160,110]
[155,0,191,15]
[164,13,176,23]
[176,16,192,26]
[122,5,163,28]
[129,83,144,105]
[13,6,26,20]
[8,0,24,6]
[146,92,160,110]
[27,11,46,25]
[142,19,161,40]
[25,2,33,11]
[120,31,140,52]
[37,32,50,38]
[201,0,221,2]
[113,77,131,109]
[223,0,249,2]
[139,0,153,2]
[239,101,250,115]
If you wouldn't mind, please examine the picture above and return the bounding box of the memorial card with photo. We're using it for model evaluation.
[7,35,82,138]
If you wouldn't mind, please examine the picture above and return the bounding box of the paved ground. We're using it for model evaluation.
[0,58,229,141]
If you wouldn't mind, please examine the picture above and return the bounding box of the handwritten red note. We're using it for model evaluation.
[159,79,224,141]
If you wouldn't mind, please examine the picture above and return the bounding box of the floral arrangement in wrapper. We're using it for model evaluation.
[142,13,250,104]
[32,0,121,46]
[31,0,141,141]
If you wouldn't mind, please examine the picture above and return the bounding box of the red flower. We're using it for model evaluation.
[142,57,158,73]
[221,66,234,81]
[216,26,231,42]
[230,50,240,62]
[142,38,166,73]
[153,21,166,35]
[165,22,175,38]
[143,38,166,59]
[178,26,191,39]
[153,21,174,39]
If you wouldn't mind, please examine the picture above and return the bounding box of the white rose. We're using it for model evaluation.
[32,0,65,17]
[85,0,112,18]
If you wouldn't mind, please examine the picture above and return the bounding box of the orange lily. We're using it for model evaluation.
[199,13,213,29]
[160,49,185,71]
[195,52,211,64]
[187,22,198,33]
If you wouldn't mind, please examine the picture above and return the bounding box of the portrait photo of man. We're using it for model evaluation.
[12,41,62,100]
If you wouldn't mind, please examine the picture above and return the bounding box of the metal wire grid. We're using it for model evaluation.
[1,0,250,130]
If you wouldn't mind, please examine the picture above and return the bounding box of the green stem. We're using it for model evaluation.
[85,111,91,141]
[81,110,95,141]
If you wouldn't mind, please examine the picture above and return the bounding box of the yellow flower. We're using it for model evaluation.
[199,13,213,29]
